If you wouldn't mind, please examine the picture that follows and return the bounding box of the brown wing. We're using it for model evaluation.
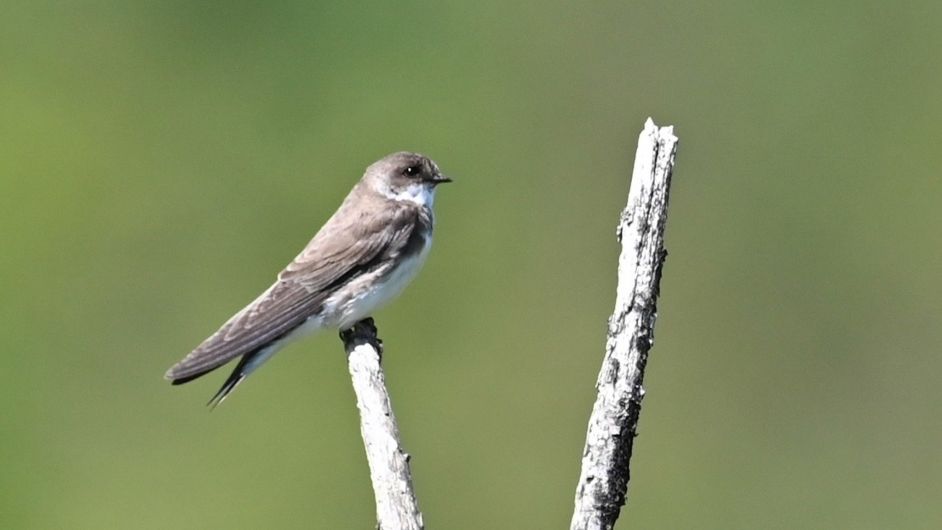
[164,202,420,383]
[278,200,420,289]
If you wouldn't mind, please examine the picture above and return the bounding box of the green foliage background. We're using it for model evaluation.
[2,2,940,528]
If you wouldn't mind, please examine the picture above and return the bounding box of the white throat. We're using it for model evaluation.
[375,181,436,207]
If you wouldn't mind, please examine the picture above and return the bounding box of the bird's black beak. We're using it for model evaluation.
[431,173,453,185]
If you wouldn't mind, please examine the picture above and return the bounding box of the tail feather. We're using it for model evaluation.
[207,365,247,409]
[205,341,282,408]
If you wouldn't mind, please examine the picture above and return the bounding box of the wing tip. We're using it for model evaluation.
[165,364,213,386]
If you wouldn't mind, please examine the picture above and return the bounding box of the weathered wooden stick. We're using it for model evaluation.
[570,118,679,530]
[341,318,424,530]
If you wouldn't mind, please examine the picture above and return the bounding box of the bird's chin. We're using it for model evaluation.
[379,182,437,207]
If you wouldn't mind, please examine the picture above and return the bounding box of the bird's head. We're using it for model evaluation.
[365,152,452,207]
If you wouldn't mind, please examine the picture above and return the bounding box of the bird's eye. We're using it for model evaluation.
[403,165,421,177]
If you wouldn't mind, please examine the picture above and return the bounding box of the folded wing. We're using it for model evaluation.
[164,202,420,384]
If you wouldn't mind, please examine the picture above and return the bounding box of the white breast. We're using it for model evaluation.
[324,235,433,330]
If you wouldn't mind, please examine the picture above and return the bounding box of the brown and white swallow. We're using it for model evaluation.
[164,152,451,406]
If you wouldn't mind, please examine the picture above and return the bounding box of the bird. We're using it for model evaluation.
[164,151,451,406]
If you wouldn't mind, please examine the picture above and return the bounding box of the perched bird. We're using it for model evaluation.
[165,152,451,406]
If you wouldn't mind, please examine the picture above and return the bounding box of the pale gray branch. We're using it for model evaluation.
[570,118,679,530]
[341,318,424,530]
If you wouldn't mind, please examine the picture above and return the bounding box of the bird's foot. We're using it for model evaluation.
[339,318,384,361]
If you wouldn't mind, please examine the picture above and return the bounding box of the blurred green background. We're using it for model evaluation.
[2,1,940,528]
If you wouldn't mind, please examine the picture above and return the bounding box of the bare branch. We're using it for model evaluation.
[341,318,424,530]
[570,118,679,530]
